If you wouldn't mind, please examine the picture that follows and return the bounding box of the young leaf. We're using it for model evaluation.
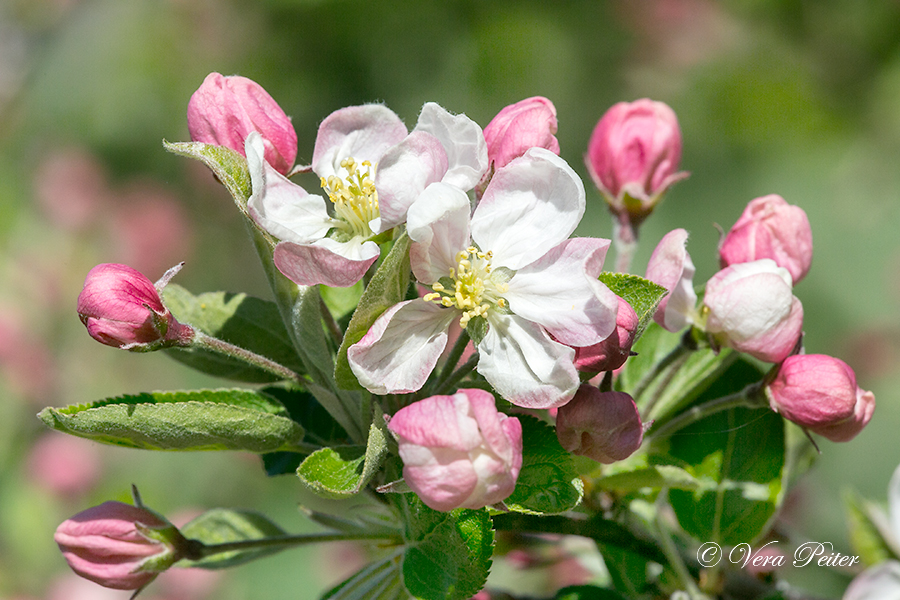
[400,495,493,600]
[334,233,411,390]
[320,553,406,600]
[163,141,252,212]
[162,284,305,383]
[597,272,667,342]
[845,489,898,566]
[38,389,305,452]
[179,509,286,569]
[505,415,583,515]
[596,464,707,493]
[295,417,389,498]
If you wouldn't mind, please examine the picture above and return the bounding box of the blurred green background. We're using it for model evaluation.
[1,0,900,598]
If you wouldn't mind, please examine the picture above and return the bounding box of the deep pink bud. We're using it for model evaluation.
[483,97,560,172]
[766,354,875,442]
[187,72,298,175]
[703,259,803,363]
[719,194,813,284]
[387,389,522,512]
[77,263,193,351]
[55,501,184,590]
[586,99,687,221]
[645,228,697,332]
[574,297,639,373]
[555,387,643,464]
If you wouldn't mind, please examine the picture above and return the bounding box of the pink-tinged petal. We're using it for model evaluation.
[413,103,489,190]
[373,131,449,233]
[477,314,579,409]
[403,455,479,512]
[311,104,408,179]
[348,300,457,394]
[407,182,472,284]
[645,228,697,332]
[273,238,379,287]
[574,297,640,373]
[246,133,334,244]
[483,96,560,172]
[504,237,618,346]
[472,148,585,270]
[704,260,793,343]
[844,561,900,600]
[731,296,803,363]
[389,393,483,450]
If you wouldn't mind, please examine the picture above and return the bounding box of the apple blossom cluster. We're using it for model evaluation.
[48,72,876,599]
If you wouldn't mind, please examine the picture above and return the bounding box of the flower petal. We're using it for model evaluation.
[471,147,585,270]
[348,300,457,394]
[477,314,579,409]
[373,131,449,233]
[273,238,379,287]
[246,133,334,243]
[311,104,408,179]
[504,237,618,346]
[407,182,472,285]
[645,228,697,332]
[413,103,488,190]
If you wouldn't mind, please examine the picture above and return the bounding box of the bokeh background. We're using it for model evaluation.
[1,0,900,598]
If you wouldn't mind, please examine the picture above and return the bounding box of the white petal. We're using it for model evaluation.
[311,104,408,179]
[471,147,585,270]
[414,103,488,190]
[348,300,457,395]
[844,561,900,600]
[504,238,618,346]
[273,238,379,287]
[374,131,449,233]
[477,314,579,409]
[407,182,472,284]
[246,133,335,243]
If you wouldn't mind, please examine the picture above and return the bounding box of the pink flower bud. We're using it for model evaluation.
[645,228,697,332]
[719,194,813,284]
[187,72,297,175]
[483,97,560,172]
[555,387,643,464]
[586,99,687,221]
[54,501,184,590]
[77,263,193,351]
[766,354,875,442]
[574,297,639,373]
[703,259,803,363]
[387,389,522,512]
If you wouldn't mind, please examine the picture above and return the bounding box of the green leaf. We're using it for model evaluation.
[597,272,668,342]
[335,233,411,390]
[400,495,493,600]
[320,554,406,600]
[554,585,629,600]
[163,141,252,212]
[844,489,898,566]
[179,509,286,569]
[296,417,389,498]
[596,464,707,493]
[162,285,305,383]
[321,281,365,320]
[38,389,305,452]
[661,359,785,545]
[505,416,583,515]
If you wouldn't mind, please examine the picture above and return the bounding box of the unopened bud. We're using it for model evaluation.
[555,387,643,464]
[483,96,559,173]
[574,297,639,373]
[766,354,875,442]
[187,72,297,175]
[77,263,193,351]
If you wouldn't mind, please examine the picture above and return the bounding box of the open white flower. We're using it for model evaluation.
[247,103,487,287]
[348,147,619,409]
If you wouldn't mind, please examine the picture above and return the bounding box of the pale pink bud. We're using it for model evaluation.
[719,194,813,284]
[387,389,523,512]
[574,297,639,373]
[187,72,297,175]
[555,387,643,464]
[54,501,184,590]
[586,99,687,221]
[77,263,193,351]
[703,259,803,363]
[483,97,560,172]
[645,228,697,332]
[766,354,875,442]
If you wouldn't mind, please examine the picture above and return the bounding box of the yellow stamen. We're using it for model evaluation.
[320,157,379,239]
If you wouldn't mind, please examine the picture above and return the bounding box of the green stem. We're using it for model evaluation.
[189,531,401,560]
[631,336,692,408]
[646,382,764,441]
[434,353,479,396]
[654,494,707,600]
[436,329,471,389]
[613,213,639,274]
[191,331,303,385]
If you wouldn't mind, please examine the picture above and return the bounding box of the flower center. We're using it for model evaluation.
[320,157,379,240]
[423,246,510,329]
